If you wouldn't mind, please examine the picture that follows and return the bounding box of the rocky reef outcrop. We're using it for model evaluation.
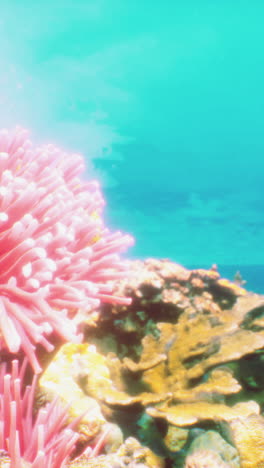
[39,259,264,467]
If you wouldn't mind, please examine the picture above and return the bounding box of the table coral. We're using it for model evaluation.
[87,262,264,411]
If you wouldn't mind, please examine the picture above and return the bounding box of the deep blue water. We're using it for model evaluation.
[190,264,264,295]
[219,265,264,295]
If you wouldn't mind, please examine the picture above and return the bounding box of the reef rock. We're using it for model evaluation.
[67,437,164,468]
[184,449,232,468]
[185,430,240,468]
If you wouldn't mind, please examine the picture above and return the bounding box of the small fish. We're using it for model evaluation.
[165,334,177,354]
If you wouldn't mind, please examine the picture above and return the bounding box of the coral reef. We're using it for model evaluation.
[2,127,264,467]
[26,256,264,466]
[75,258,264,467]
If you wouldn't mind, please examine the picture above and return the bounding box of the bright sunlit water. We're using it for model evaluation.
[1,1,264,291]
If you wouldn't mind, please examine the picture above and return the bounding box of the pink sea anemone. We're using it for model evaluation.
[0,359,79,468]
[0,127,134,372]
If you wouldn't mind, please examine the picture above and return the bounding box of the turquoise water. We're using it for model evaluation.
[1,1,264,287]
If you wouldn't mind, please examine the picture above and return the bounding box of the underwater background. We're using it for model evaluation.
[0,0,263,292]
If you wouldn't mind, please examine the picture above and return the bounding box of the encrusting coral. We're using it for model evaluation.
[3,127,264,468]
[184,449,232,468]
[227,414,264,468]
[67,436,164,468]
[38,343,111,445]
[0,127,133,373]
[185,430,239,468]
